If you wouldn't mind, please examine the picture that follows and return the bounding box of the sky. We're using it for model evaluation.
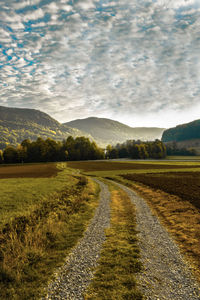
[0,0,200,128]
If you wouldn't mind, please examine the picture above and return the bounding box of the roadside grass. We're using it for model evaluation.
[0,165,99,299]
[114,176,200,284]
[0,163,80,226]
[85,180,142,300]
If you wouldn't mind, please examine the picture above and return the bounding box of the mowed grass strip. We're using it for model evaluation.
[85,181,142,300]
[115,175,200,284]
[0,169,99,299]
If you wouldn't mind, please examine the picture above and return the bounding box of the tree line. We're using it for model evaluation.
[0,136,104,164]
[165,142,197,156]
[106,139,167,159]
[0,136,168,164]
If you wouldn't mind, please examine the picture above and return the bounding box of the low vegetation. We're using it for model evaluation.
[121,172,200,210]
[0,163,99,299]
[85,181,142,300]
[116,173,200,283]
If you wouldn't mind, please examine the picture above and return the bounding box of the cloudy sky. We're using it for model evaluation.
[0,0,200,128]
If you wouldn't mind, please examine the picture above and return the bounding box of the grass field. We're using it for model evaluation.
[0,163,78,226]
[0,163,99,299]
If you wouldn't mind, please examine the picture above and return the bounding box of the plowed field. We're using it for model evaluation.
[0,163,59,178]
[121,172,200,210]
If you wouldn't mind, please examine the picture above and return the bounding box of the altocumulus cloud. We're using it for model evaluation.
[0,0,200,127]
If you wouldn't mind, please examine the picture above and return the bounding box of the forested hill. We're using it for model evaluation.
[162,119,200,142]
[0,106,165,150]
[0,106,89,149]
[65,117,165,146]
[0,105,60,128]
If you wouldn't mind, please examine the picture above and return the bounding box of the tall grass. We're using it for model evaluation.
[0,170,99,299]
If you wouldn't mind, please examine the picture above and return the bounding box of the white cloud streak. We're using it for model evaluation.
[0,0,200,127]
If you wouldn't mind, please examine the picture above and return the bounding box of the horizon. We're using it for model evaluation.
[1,103,199,129]
[0,0,200,128]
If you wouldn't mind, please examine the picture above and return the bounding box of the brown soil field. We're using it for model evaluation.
[121,172,200,210]
[67,161,200,172]
[0,163,59,179]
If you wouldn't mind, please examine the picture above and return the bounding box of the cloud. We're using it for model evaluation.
[0,0,200,128]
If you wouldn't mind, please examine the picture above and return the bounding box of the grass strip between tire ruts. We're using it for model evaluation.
[85,180,143,300]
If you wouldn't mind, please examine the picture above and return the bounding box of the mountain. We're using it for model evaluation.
[161,119,200,153]
[0,106,165,150]
[0,106,89,149]
[65,117,165,146]
[162,119,200,142]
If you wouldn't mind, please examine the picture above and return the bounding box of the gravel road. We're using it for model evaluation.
[43,179,110,300]
[115,181,200,300]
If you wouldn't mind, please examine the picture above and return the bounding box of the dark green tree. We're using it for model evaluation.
[3,146,18,163]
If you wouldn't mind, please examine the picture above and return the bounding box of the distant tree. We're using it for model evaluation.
[118,147,129,158]
[106,145,113,159]
[3,136,105,163]
[17,144,27,163]
[3,146,18,163]
[129,144,140,159]
[43,138,60,162]
[109,148,118,159]
[108,139,167,159]
[0,150,3,164]
[138,144,149,159]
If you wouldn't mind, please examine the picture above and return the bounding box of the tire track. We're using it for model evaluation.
[115,181,200,300]
[43,179,110,300]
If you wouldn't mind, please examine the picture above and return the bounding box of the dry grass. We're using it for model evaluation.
[0,176,99,300]
[85,181,142,300]
[121,172,200,209]
[116,177,200,284]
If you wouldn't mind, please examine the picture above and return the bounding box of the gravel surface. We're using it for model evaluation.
[43,179,110,300]
[115,181,200,300]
